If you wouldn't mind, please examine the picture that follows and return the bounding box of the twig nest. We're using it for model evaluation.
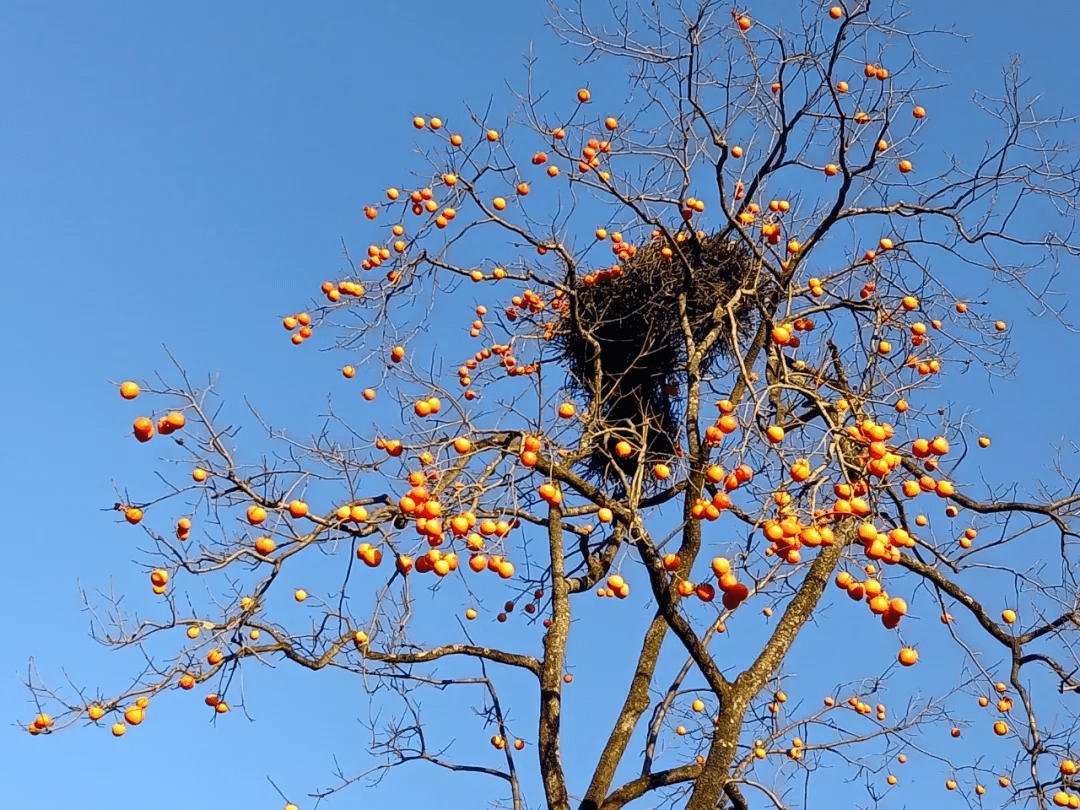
[553,232,763,490]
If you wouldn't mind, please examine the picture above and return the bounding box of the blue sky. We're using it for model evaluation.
[3,2,1079,809]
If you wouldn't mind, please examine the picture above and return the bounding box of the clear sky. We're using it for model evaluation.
[3,2,1079,809]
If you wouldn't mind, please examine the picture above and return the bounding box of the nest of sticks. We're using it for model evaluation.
[553,232,764,492]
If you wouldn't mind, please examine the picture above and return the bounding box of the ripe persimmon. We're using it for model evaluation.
[119,381,139,399]
[133,417,154,442]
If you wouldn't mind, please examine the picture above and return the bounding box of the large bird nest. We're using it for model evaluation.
[552,232,764,493]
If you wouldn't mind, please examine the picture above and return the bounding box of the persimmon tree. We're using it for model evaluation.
[23,2,1080,809]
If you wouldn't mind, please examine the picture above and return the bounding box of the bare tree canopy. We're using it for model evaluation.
[20,2,1080,809]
